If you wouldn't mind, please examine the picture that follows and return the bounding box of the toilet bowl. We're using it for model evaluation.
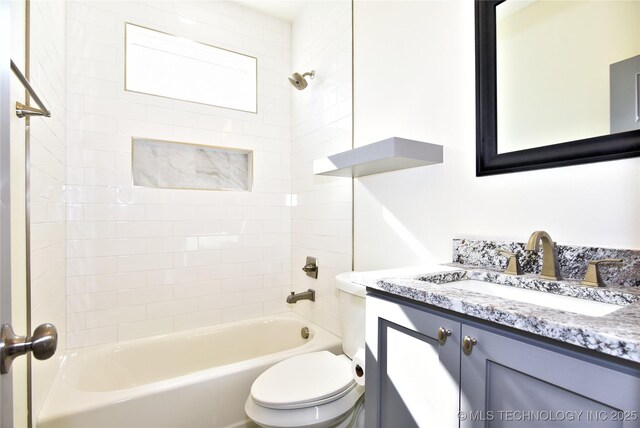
[244,351,364,428]
[245,273,366,428]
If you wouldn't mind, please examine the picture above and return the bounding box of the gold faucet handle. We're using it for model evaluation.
[497,249,523,276]
[581,258,623,287]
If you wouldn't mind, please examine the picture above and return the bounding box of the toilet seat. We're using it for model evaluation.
[251,351,355,410]
[245,351,365,428]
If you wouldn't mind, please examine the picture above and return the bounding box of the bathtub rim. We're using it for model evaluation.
[37,312,342,425]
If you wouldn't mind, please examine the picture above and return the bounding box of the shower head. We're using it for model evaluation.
[288,70,315,90]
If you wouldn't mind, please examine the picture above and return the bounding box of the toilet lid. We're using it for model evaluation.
[251,351,356,410]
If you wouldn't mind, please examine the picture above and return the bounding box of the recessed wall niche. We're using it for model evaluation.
[132,138,253,191]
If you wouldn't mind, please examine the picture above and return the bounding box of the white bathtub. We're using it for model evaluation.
[37,313,342,428]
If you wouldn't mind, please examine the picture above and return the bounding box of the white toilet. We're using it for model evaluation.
[244,272,366,428]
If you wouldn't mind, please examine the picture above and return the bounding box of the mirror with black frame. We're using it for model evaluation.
[476,0,640,176]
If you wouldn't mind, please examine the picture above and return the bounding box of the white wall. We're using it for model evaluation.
[353,0,640,271]
[29,0,67,420]
[291,0,352,335]
[65,0,292,348]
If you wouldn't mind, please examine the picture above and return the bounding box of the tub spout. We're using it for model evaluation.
[287,289,315,304]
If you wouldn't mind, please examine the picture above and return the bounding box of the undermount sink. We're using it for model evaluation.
[446,279,624,317]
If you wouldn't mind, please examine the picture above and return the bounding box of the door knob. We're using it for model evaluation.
[1,323,58,374]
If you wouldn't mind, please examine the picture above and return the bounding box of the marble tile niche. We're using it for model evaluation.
[132,138,252,191]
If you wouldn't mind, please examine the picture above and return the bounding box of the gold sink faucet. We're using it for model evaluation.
[525,231,561,281]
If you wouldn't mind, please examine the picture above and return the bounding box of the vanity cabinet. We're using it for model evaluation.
[365,294,640,428]
[365,295,461,427]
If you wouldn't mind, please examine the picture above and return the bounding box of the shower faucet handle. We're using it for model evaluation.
[302,256,318,279]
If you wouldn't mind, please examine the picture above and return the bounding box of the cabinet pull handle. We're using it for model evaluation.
[437,327,451,345]
[462,336,477,355]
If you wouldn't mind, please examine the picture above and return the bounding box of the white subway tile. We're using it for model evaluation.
[196,234,243,249]
[66,256,116,276]
[67,76,120,99]
[67,291,117,312]
[66,203,84,221]
[173,309,221,331]
[116,118,173,139]
[145,205,197,221]
[198,292,243,311]
[64,0,299,346]
[67,148,115,168]
[243,286,281,305]
[84,238,147,257]
[66,276,86,295]
[147,298,198,319]
[221,248,262,264]
[146,267,198,286]
[118,317,173,341]
[173,280,222,299]
[67,312,86,332]
[85,305,147,328]
[116,221,173,238]
[67,2,118,30]
[117,285,173,306]
[243,121,283,139]
[83,24,120,48]
[174,250,221,268]
[66,240,85,258]
[243,260,283,276]
[263,272,291,287]
[67,326,118,349]
[263,299,289,315]
[67,221,116,239]
[147,105,198,128]
[83,204,146,222]
[146,236,198,253]
[196,205,243,220]
[197,263,244,281]
[220,276,263,293]
[243,233,289,248]
[84,272,147,292]
[221,303,263,323]
[117,253,174,272]
[173,2,221,26]
[243,206,286,220]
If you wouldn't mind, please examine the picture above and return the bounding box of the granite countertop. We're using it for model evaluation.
[354,264,640,363]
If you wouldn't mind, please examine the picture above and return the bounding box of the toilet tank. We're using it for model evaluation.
[335,272,366,359]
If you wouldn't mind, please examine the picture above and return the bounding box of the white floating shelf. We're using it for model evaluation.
[313,137,443,178]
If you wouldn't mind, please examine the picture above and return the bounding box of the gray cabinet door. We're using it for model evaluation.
[365,296,461,428]
[460,324,640,428]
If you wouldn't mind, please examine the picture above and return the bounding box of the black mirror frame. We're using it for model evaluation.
[475,0,640,176]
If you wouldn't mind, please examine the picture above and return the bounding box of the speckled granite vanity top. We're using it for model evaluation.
[356,238,640,363]
[360,266,640,363]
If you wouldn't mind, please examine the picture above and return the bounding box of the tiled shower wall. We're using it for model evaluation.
[30,0,67,417]
[65,0,292,348]
[291,1,353,335]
